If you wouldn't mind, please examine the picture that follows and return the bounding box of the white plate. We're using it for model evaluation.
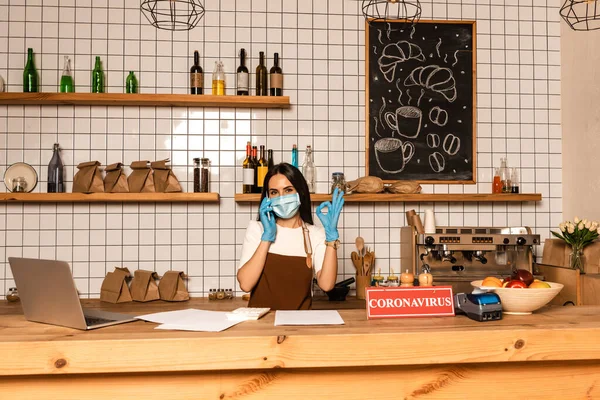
[4,162,38,193]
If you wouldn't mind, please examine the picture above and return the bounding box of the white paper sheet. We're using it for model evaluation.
[136,309,242,332]
[274,310,345,326]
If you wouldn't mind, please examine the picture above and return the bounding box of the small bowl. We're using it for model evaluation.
[326,286,350,301]
[471,280,564,315]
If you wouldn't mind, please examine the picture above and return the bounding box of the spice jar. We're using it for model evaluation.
[400,269,414,287]
[331,172,347,194]
[7,287,19,302]
[216,288,226,300]
[387,269,399,287]
[200,158,210,193]
[371,268,385,287]
[208,289,216,300]
[226,289,233,300]
[193,158,201,193]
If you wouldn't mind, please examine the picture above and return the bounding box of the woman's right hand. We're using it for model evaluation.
[259,197,277,242]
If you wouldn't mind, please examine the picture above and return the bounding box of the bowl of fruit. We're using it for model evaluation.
[471,269,564,315]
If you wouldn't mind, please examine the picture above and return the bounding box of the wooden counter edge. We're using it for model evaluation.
[2,326,600,376]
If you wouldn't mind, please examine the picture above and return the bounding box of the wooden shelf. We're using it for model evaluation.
[235,193,542,203]
[0,93,290,109]
[0,192,220,203]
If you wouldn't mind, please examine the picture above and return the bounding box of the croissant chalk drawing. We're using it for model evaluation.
[404,65,457,103]
[378,41,425,83]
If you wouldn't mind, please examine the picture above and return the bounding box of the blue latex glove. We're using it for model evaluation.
[259,197,277,242]
[316,188,345,242]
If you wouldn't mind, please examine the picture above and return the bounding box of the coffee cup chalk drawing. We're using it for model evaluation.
[366,20,476,183]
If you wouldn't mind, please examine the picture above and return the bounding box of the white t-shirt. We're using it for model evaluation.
[238,220,327,274]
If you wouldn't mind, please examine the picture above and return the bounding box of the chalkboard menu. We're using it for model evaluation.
[366,20,476,183]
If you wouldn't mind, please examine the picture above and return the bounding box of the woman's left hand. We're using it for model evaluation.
[316,188,345,242]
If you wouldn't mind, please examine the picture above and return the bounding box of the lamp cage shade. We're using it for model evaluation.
[561,0,600,31]
[141,0,205,31]
[362,0,422,25]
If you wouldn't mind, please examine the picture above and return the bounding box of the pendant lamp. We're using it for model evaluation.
[141,0,205,31]
[362,0,422,25]
[560,0,600,31]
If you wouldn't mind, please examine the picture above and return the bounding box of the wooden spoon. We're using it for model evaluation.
[363,252,372,276]
[355,237,365,257]
[351,251,363,275]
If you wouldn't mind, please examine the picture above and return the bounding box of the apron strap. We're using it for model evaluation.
[302,222,313,269]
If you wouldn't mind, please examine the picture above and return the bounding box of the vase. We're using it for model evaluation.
[569,246,585,273]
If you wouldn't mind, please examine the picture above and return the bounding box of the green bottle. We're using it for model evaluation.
[91,56,104,93]
[23,48,39,93]
[125,71,138,94]
[59,56,74,93]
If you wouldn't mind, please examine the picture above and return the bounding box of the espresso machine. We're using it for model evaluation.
[401,226,541,293]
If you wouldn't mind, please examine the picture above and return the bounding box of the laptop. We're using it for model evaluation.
[8,257,137,330]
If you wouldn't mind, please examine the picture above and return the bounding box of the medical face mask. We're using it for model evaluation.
[270,193,301,219]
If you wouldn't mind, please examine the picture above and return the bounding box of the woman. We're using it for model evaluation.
[237,163,344,310]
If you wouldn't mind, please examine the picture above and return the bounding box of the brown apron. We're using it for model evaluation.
[248,223,314,310]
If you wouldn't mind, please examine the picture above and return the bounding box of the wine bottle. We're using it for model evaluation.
[237,48,249,96]
[302,145,315,193]
[126,71,138,94]
[242,141,254,194]
[23,48,38,93]
[270,53,283,96]
[48,143,65,193]
[59,56,74,93]
[190,50,203,95]
[257,145,268,192]
[212,61,225,96]
[267,149,274,170]
[252,146,260,193]
[91,56,104,93]
[256,51,267,96]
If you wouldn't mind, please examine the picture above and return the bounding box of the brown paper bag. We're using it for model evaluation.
[104,162,129,193]
[73,161,104,193]
[100,267,132,303]
[151,159,182,193]
[128,161,155,193]
[159,271,190,301]
[130,269,160,302]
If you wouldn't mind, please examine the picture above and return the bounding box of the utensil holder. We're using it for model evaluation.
[356,274,371,300]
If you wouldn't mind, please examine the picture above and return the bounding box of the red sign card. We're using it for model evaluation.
[365,286,455,319]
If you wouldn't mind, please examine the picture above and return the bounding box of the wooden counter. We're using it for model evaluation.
[2,298,600,399]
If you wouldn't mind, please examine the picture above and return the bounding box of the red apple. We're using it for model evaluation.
[511,269,534,286]
[506,280,528,289]
[503,276,512,283]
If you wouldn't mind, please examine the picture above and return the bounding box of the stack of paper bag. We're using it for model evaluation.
[100,267,132,303]
[73,161,104,193]
[159,271,189,301]
[130,269,160,302]
[151,159,182,193]
[128,161,155,193]
[104,162,129,193]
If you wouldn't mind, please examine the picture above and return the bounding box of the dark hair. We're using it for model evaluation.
[257,163,313,225]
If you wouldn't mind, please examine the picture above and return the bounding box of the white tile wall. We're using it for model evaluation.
[0,0,562,298]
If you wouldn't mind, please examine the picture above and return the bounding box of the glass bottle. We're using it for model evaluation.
[91,56,104,93]
[23,48,39,93]
[212,61,225,96]
[499,157,510,193]
[190,50,203,95]
[269,52,283,96]
[242,141,254,194]
[125,71,138,94]
[60,56,74,93]
[302,145,316,193]
[0,74,5,92]
[48,143,65,193]
[291,144,298,168]
[267,149,274,170]
[193,157,201,193]
[492,168,502,194]
[257,145,268,192]
[510,167,520,194]
[237,48,249,96]
[252,146,260,193]
[256,51,267,96]
[200,158,210,193]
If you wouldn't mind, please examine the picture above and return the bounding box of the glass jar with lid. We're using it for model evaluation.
[200,158,210,193]
[330,172,347,194]
[6,287,19,302]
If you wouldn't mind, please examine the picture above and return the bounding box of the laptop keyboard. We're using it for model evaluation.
[85,316,116,326]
